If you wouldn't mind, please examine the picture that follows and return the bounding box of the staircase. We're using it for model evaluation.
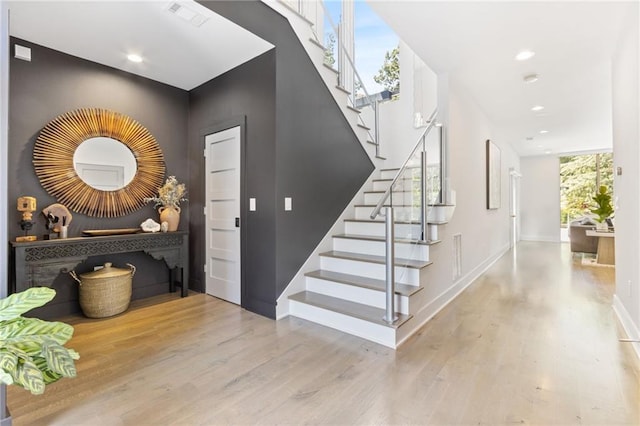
[268,1,455,348]
[288,168,446,348]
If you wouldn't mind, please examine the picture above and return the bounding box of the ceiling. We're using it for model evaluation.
[369,1,635,157]
[7,0,273,91]
[7,1,635,157]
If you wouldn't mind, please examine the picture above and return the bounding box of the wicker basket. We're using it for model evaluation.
[70,262,135,318]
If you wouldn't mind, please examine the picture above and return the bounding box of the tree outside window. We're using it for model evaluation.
[560,152,613,225]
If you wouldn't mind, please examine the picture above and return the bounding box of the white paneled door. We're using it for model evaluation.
[205,126,241,305]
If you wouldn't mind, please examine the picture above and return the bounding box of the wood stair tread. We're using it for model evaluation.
[308,37,326,50]
[305,270,423,296]
[364,190,413,194]
[323,63,339,74]
[345,218,421,225]
[320,250,432,269]
[333,233,441,246]
[349,210,449,226]
[289,291,412,329]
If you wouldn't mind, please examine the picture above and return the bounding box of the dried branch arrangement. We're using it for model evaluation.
[33,108,165,217]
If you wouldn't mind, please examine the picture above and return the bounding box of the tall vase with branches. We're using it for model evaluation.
[145,176,187,231]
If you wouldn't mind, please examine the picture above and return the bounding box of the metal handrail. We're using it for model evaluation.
[318,1,379,148]
[370,108,439,220]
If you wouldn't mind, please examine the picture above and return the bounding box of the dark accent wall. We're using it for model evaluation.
[9,1,374,320]
[193,1,375,317]
[8,38,189,318]
[188,51,277,316]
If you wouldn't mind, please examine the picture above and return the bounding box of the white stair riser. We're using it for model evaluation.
[289,300,396,348]
[332,237,429,261]
[429,205,456,223]
[345,221,421,239]
[356,206,421,221]
[428,223,439,241]
[380,169,399,180]
[306,277,410,314]
[320,256,420,285]
[372,179,415,192]
[364,191,417,205]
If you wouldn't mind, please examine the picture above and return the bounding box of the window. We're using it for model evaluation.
[560,152,613,226]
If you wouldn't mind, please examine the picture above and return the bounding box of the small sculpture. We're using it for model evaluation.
[42,203,73,240]
[141,218,161,233]
[160,221,169,233]
[16,196,37,242]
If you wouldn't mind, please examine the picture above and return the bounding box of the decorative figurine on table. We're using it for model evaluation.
[16,196,37,242]
[42,203,73,240]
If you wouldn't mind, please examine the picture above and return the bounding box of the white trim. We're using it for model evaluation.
[1,2,10,421]
[520,235,560,243]
[613,295,640,361]
[396,242,510,347]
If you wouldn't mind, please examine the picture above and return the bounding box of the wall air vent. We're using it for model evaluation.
[165,2,209,27]
[453,233,462,281]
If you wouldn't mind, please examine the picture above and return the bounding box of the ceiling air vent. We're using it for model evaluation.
[165,2,209,27]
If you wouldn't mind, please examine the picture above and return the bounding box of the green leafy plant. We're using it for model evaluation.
[590,185,614,223]
[0,287,78,394]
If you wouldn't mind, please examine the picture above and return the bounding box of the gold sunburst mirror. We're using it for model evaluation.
[33,108,165,217]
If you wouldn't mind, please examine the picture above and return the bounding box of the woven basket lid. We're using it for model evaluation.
[79,262,132,280]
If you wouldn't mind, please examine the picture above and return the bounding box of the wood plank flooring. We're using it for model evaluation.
[8,242,640,425]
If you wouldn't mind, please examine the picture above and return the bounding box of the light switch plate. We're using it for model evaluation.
[250,198,256,211]
[14,44,31,62]
[285,197,292,211]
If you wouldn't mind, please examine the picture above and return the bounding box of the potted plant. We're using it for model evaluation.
[145,175,187,232]
[590,185,614,231]
[0,287,78,395]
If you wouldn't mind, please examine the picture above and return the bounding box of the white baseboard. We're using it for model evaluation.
[396,242,511,347]
[520,235,560,243]
[613,295,640,362]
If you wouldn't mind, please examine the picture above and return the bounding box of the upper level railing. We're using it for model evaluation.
[279,0,382,157]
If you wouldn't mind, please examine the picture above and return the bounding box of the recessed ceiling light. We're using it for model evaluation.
[544,149,552,154]
[127,54,143,63]
[516,50,535,61]
[531,105,545,112]
[523,73,539,83]
[539,130,549,134]
[537,145,543,148]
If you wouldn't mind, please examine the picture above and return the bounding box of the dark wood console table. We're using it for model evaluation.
[10,231,189,297]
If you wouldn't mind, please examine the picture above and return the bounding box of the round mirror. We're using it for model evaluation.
[73,137,137,190]
[34,108,165,217]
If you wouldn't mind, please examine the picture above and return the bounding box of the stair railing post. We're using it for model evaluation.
[374,99,380,157]
[383,206,398,324]
[421,138,428,242]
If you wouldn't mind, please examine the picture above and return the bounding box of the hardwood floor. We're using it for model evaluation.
[8,242,640,425]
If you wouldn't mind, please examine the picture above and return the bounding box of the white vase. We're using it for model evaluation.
[595,221,608,231]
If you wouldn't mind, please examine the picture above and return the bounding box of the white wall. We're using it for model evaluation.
[611,4,640,359]
[415,78,520,319]
[378,40,438,167]
[447,81,520,269]
[519,156,561,242]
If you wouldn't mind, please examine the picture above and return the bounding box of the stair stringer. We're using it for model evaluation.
[262,0,384,165]
[275,169,377,319]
